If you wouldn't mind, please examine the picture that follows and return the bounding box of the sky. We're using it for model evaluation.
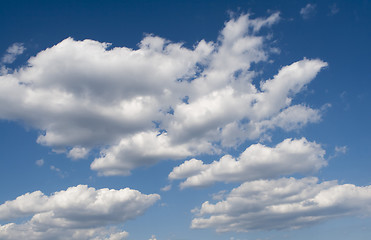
[0,0,371,239]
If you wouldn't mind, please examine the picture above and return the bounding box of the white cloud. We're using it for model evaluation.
[170,138,326,188]
[212,190,228,201]
[191,177,371,232]
[104,231,129,240]
[0,13,327,175]
[169,158,208,180]
[0,185,159,239]
[300,4,316,19]
[1,43,25,64]
[335,146,347,154]
[161,184,172,192]
[90,131,197,176]
[35,159,44,166]
[68,146,89,160]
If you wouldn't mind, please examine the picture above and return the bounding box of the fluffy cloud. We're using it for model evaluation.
[0,13,327,175]
[191,177,371,232]
[169,138,326,188]
[0,185,159,239]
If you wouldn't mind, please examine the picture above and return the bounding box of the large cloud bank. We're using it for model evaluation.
[0,12,327,175]
[0,185,160,240]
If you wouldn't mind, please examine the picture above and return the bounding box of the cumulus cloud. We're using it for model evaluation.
[1,43,25,64]
[0,13,327,175]
[169,138,326,188]
[191,177,371,232]
[0,185,159,239]
[300,4,316,19]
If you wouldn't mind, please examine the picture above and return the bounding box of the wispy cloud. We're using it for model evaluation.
[161,184,172,192]
[300,4,316,19]
[1,43,25,64]
[329,3,339,16]
[35,159,44,166]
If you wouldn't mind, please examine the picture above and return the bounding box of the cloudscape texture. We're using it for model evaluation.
[0,1,370,240]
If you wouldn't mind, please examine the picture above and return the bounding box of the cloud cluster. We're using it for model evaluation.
[0,185,160,240]
[0,12,327,175]
[191,177,371,232]
[169,138,326,188]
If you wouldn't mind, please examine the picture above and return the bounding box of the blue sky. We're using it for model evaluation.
[0,0,371,239]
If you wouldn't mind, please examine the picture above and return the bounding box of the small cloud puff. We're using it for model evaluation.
[300,4,316,19]
[335,145,348,154]
[35,159,44,166]
[160,184,172,192]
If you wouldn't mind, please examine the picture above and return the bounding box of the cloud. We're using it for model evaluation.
[169,138,326,188]
[149,235,158,240]
[329,4,339,16]
[0,185,159,239]
[103,231,129,240]
[300,4,316,19]
[1,43,25,64]
[67,146,89,160]
[0,13,327,175]
[161,184,172,192]
[35,159,44,166]
[90,131,197,176]
[335,146,347,154]
[191,177,371,232]
[50,165,66,178]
